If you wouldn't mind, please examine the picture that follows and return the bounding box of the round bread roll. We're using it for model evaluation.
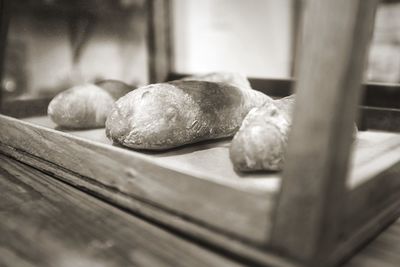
[229,101,292,171]
[230,94,358,172]
[48,80,133,129]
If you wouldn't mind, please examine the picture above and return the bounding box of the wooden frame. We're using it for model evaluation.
[146,0,172,84]
[1,0,400,266]
[273,0,379,264]
[0,0,10,110]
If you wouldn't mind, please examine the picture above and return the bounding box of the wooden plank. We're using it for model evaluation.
[0,114,276,244]
[348,131,400,188]
[0,146,298,267]
[19,116,400,196]
[146,0,171,83]
[290,0,304,77]
[361,106,400,132]
[1,114,400,265]
[329,133,400,263]
[333,196,400,265]
[19,116,284,196]
[331,134,400,263]
[343,219,400,267]
[271,0,379,265]
[0,147,400,266]
[0,154,249,267]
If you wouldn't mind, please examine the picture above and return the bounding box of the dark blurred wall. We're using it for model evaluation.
[2,0,148,100]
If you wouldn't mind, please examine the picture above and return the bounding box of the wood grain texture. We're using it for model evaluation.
[344,218,400,267]
[0,154,399,267]
[333,196,400,266]
[0,154,247,267]
[0,144,298,267]
[0,114,276,244]
[271,0,379,265]
[1,114,400,266]
[331,134,400,264]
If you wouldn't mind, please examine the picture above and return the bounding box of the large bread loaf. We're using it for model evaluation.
[48,80,133,129]
[105,80,272,150]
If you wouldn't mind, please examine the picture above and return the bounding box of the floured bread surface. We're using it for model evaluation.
[230,95,295,171]
[48,84,115,129]
[48,80,134,129]
[106,80,271,150]
[230,94,357,172]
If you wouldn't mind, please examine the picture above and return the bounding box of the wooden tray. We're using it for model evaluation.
[1,114,400,261]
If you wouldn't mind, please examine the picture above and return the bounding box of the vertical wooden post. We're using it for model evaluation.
[146,0,172,84]
[271,0,378,265]
[290,0,304,77]
[0,0,10,112]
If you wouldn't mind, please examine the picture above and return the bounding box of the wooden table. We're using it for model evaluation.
[1,153,399,267]
[0,154,248,267]
[344,219,400,267]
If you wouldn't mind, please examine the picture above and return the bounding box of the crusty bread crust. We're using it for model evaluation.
[229,94,357,172]
[106,80,272,150]
[48,84,114,129]
[48,80,134,129]
[230,95,295,171]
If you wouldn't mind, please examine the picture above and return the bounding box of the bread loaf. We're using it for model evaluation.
[230,94,358,171]
[105,80,273,150]
[48,80,133,129]
[229,95,295,171]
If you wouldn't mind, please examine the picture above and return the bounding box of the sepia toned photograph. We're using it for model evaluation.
[0,0,399,266]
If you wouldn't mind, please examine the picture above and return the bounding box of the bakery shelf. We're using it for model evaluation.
[1,113,400,266]
[2,0,400,266]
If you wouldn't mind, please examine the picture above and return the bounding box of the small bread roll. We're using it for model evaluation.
[230,94,358,172]
[48,80,133,129]
[229,101,292,171]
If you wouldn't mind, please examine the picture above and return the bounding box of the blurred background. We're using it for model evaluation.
[1,0,399,101]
